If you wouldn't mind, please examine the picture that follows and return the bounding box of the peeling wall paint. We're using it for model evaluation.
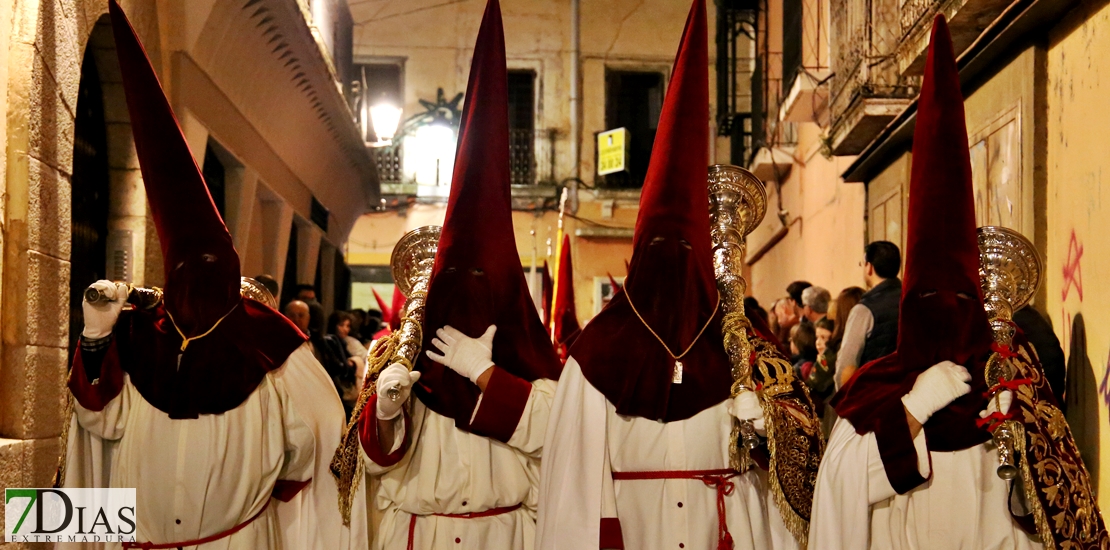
[1048,1,1110,507]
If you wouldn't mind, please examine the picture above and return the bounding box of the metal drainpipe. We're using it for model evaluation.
[569,0,581,181]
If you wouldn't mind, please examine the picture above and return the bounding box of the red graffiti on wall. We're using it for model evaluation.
[1062,230,1084,302]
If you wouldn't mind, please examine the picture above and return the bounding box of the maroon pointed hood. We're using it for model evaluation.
[895,15,991,368]
[105,0,304,419]
[571,0,732,422]
[834,15,994,493]
[415,0,562,429]
[110,0,239,334]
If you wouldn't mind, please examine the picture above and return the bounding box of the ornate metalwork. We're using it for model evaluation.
[240,277,276,309]
[977,225,1041,480]
[708,164,767,452]
[710,165,821,546]
[330,225,440,524]
[385,225,441,398]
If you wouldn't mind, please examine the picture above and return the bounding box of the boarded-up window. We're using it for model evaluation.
[969,104,1022,230]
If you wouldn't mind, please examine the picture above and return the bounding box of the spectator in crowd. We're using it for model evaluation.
[362,309,383,342]
[835,241,902,389]
[790,322,818,380]
[801,286,831,324]
[349,309,367,344]
[252,273,280,303]
[328,311,367,366]
[744,296,769,325]
[830,287,866,355]
[786,280,812,325]
[772,296,800,346]
[330,310,369,395]
[309,302,356,418]
[1013,304,1066,403]
[807,316,838,435]
[815,317,833,356]
[295,283,317,303]
[282,299,310,334]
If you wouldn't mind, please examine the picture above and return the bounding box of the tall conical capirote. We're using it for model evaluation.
[569,0,733,422]
[109,0,240,334]
[414,0,562,432]
[833,15,995,494]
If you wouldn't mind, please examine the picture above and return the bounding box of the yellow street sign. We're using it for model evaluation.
[597,128,629,176]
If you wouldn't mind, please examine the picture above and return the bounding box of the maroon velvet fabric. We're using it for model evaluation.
[68,340,125,412]
[468,367,533,443]
[106,1,306,417]
[599,518,625,549]
[271,479,311,502]
[833,16,993,492]
[572,0,729,422]
[110,299,306,419]
[414,0,562,429]
[358,394,413,468]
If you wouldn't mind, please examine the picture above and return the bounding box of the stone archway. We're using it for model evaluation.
[68,20,111,361]
[66,14,151,362]
[0,0,159,498]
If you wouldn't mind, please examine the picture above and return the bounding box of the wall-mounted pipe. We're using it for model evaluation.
[569,0,581,180]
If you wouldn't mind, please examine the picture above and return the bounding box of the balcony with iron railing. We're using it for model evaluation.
[748,53,801,182]
[829,0,1017,156]
[828,0,920,155]
[895,0,1011,75]
[374,128,560,211]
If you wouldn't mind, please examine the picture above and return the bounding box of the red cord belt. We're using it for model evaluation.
[122,499,269,550]
[612,468,739,550]
[406,502,522,550]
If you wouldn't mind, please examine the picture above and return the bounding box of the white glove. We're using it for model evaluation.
[82,280,129,339]
[979,389,1014,419]
[727,390,766,435]
[375,363,421,420]
[426,325,496,384]
[901,361,972,425]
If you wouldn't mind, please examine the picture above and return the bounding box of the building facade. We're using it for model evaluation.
[347,0,741,323]
[0,0,376,534]
[758,0,1110,508]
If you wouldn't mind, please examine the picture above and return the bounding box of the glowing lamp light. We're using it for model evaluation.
[369,103,403,145]
[403,122,457,196]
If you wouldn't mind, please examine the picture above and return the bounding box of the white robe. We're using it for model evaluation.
[59,343,368,550]
[808,417,1042,550]
[361,375,556,550]
[536,358,798,550]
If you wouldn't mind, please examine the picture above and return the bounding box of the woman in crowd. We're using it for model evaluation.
[310,304,356,418]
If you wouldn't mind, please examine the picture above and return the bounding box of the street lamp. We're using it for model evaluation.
[369,103,403,147]
[405,122,456,194]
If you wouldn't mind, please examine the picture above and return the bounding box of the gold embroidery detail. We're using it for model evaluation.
[1004,342,1109,549]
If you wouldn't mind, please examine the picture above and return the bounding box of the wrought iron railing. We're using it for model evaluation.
[374,129,548,190]
[900,0,941,38]
[373,145,402,185]
[830,0,870,121]
[829,0,920,133]
[509,128,536,186]
[783,0,804,95]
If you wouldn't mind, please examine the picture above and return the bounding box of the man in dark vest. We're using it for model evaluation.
[835,240,901,388]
